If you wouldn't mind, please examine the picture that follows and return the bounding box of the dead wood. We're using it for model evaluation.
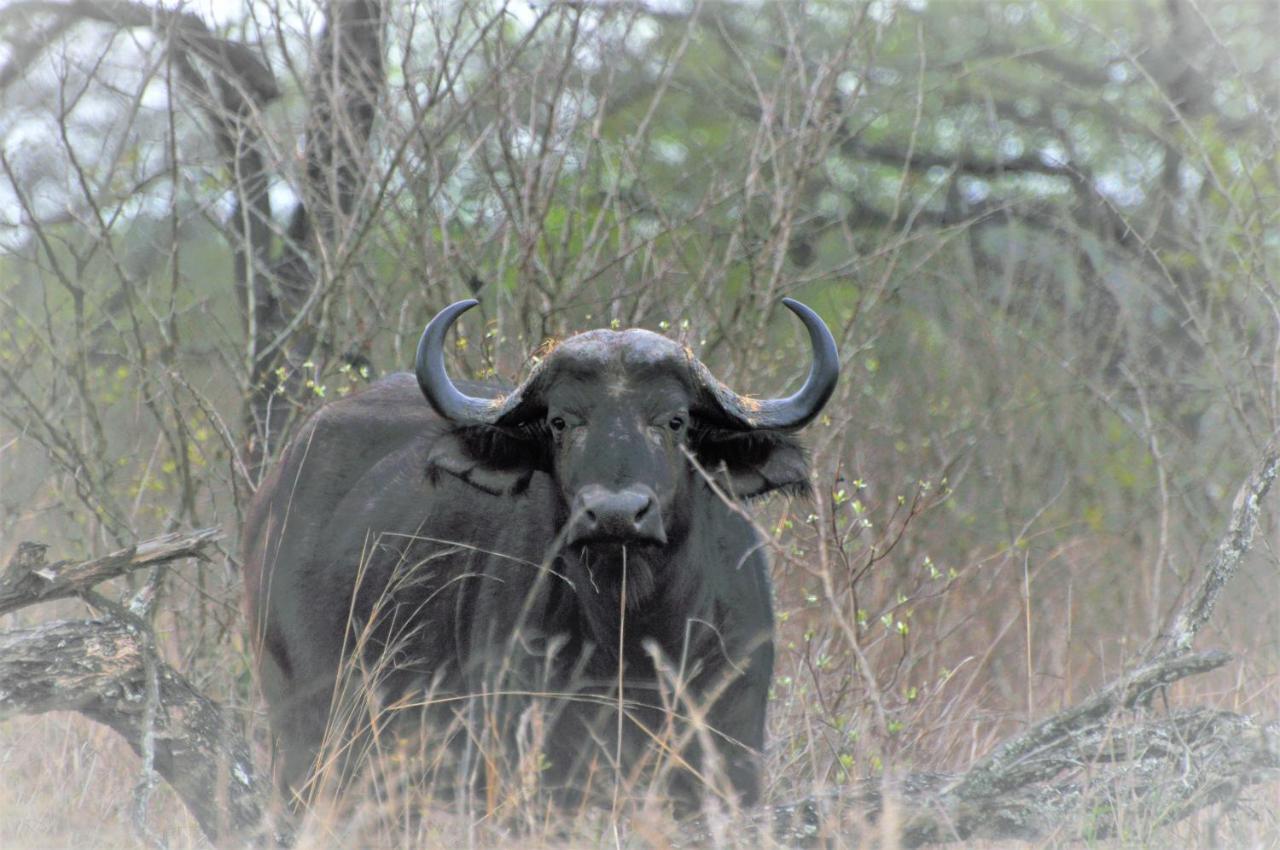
[0,527,279,845]
[753,442,1280,846]
[0,618,276,845]
[0,528,221,617]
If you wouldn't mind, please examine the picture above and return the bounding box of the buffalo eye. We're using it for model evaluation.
[668,416,685,432]
[550,416,567,432]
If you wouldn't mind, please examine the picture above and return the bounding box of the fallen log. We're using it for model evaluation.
[0,618,272,844]
[732,443,1280,846]
[0,528,278,846]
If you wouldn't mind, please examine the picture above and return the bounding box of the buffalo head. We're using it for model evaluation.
[415,299,838,552]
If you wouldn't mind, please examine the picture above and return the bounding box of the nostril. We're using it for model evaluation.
[584,508,598,525]
[633,497,653,524]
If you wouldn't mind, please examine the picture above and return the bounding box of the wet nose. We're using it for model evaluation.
[568,485,667,545]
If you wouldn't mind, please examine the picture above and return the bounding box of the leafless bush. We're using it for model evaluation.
[1,0,1278,846]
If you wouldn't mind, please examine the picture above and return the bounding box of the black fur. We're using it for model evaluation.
[243,358,818,812]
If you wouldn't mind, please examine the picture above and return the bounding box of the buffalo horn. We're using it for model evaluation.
[709,298,839,431]
[415,299,510,425]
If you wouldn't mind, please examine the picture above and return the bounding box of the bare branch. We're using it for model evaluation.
[843,139,1074,179]
[0,0,278,101]
[1153,439,1280,656]
[0,7,76,89]
[0,528,221,617]
[945,649,1231,800]
[883,710,1279,846]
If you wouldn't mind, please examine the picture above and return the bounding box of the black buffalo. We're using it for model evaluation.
[243,298,838,810]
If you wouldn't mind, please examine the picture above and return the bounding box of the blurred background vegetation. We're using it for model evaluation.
[0,0,1277,845]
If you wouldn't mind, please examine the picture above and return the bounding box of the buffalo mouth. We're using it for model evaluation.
[566,484,667,547]
[568,531,667,549]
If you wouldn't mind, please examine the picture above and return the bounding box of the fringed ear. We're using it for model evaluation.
[426,425,550,496]
[691,429,812,500]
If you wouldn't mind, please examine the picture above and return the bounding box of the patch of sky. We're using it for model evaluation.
[1039,141,1067,168]
[269,180,300,224]
[177,0,253,27]
[824,155,859,191]
[837,72,863,98]
[504,1,544,31]
[214,188,236,224]
[959,177,990,204]
[1107,62,1131,84]
[574,39,603,74]
[625,17,661,54]
[652,137,688,166]
[1094,172,1144,207]
[1178,163,1204,195]
[507,127,538,160]
[868,0,899,25]
[647,0,694,14]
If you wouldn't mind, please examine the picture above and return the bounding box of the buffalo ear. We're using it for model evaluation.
[426,425,549,496]
[692,430,812,500]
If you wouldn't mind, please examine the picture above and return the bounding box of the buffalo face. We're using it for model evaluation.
[417,299,839,552]
[539,336,701,547]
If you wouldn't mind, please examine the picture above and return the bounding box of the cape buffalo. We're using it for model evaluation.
[242,298,838,810]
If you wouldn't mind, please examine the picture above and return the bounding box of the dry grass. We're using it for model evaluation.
[1,558,1276,850]
[0,714,204,850]
[2,392,1277,849]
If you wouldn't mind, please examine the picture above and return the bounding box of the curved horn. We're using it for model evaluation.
[711,298,839,431]
[415,299,502,424]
